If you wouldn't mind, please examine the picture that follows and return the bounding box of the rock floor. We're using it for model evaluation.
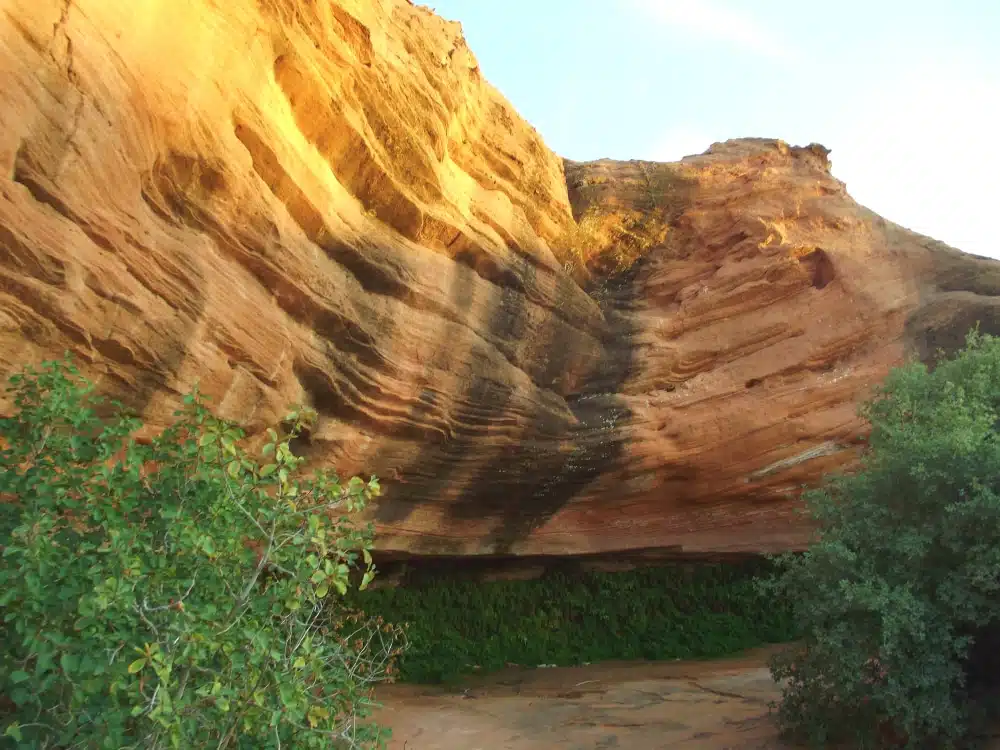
[373,646,795,749]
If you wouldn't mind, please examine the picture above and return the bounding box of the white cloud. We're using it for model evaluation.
[628,0,791,59]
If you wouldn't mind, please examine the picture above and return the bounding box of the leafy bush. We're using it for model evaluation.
[350,560,796,684]
[0,356,405,749]
[762,330,1000,748]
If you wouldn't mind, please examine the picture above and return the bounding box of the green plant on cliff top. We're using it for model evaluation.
[0,356,404,749]
[762,329,1000,749]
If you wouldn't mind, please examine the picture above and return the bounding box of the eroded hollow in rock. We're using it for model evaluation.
[799,248,836,290]
[283,418,316,458]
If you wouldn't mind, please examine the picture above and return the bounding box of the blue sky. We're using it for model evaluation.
[428,1,1000,257]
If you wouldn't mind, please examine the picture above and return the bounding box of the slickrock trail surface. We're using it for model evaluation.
[4,0,1000,560]
[373,647,791,749]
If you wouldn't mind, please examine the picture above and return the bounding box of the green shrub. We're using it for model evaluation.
[0,356,404,749]
[350,560,796,684]
[762,330,1000,748]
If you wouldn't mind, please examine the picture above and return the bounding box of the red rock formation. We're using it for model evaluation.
[1,0,998,559]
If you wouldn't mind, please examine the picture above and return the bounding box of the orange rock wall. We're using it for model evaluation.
[2,0,1000,557]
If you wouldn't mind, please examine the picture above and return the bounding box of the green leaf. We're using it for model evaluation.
[198,432,215,447]
[359,568,376,591]
[60,653,79,674]
[315,582,329,599]
[4,722,22,741]
[260,464,277,478]
[226,460,240,479]
[307,704,330,728]
[127,659,147,674]
[9,670,30,684]
[363,548,372,565]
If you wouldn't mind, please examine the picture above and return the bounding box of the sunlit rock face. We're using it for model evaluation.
[2,0,1000,559]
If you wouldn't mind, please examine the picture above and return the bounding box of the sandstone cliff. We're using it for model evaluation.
[2,0,999,559]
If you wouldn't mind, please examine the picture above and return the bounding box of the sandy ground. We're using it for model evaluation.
[373,646,795,750]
